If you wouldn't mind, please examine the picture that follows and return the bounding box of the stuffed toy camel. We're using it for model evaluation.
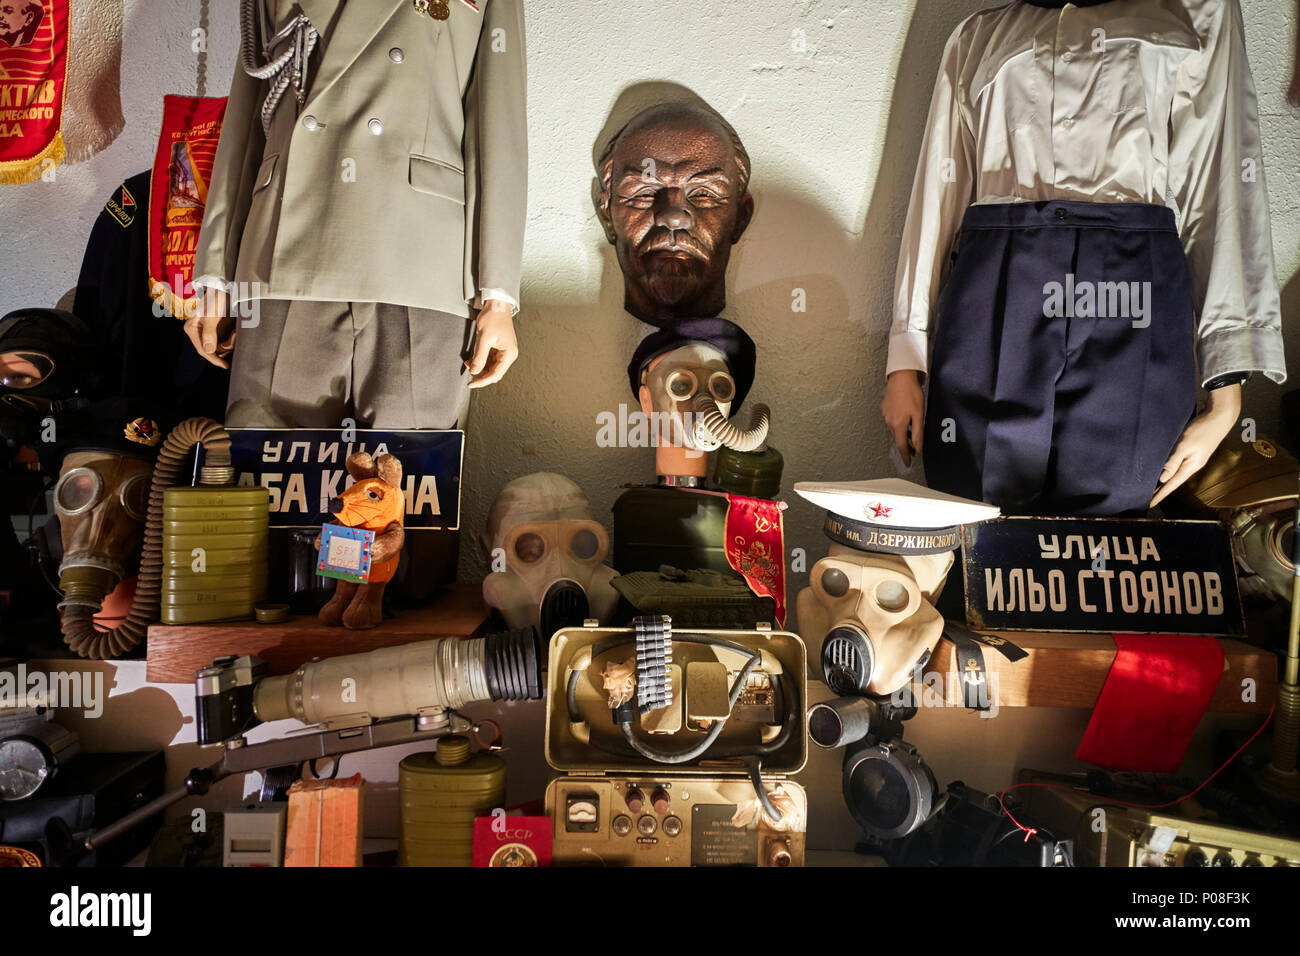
[316,451,405,629]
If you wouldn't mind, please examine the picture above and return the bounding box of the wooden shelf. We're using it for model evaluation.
[145,585,488,684]
[924,631,1274,712]
[145,599,1276,714]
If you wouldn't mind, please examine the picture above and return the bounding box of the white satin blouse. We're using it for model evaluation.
[887,0,1286,387]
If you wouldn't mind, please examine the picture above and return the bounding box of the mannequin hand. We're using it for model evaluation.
[1150,384,1242,508]
[881,369,925,466]
[466,300,519,389]
[182,287,237,369]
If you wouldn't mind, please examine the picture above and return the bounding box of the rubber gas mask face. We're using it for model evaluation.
[796,545,955,698]
[55,451,153,613]
[484,519,618,637]
[643,343,735,452]
[482,473,620,639]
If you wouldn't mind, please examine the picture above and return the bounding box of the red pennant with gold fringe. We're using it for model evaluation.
[148,94,227,319]
[0,0,69,185]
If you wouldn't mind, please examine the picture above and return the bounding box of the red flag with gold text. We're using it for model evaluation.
[148,95,227,319]
[0,0,68,185]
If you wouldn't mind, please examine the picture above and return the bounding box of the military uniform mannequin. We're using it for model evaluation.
[188,0,528,427]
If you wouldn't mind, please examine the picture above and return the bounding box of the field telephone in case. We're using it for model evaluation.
[545,617,808,866]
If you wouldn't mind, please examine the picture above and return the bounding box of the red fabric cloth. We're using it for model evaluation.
[722,493,786,627]
[1075,634,1224,773]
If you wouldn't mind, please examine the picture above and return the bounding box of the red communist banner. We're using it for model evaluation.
[0,0,68,185]
[148,95,227,318]
[723,493,787,627]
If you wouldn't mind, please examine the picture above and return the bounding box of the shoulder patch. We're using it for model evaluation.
[104,183,137,228]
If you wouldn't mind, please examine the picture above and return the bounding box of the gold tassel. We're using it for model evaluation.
[0,131,67,186]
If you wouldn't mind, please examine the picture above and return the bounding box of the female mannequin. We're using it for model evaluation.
[881,0,1282,515]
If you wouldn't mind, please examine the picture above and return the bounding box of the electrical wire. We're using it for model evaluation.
[619,649,762,764]
[749,758,784,824]
[564,631,798,815]
[995,701,1277,842]
[567,665,799,760]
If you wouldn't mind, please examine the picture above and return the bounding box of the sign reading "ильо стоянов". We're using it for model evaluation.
[961,517,1244,636]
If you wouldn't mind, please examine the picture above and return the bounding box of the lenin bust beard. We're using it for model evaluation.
[597,102,754,326]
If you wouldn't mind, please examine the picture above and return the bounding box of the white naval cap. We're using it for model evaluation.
[794,479,1000,555]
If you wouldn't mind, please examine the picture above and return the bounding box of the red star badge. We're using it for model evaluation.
[867,502,893,519]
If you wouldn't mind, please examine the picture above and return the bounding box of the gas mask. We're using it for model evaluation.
[796,544,955,698]
[799,547,955,843]
[1173,435,1296,603]
[641,344,769,453]
[54,450,153,614]
[0,309,99,451]
[481,473,620,638]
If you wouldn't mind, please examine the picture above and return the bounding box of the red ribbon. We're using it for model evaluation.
[722,493,786,627]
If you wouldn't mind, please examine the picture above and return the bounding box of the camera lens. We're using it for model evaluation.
[808,697,876,749]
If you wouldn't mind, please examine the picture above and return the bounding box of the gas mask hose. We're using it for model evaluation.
[692,394,769,452]
[60,417,230,660]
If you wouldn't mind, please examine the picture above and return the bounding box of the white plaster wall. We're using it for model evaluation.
[7,0,1299,854]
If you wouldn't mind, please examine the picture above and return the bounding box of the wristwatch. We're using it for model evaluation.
[1205,372,1249,391]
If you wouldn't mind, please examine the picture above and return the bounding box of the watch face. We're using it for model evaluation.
[0,738,51,801]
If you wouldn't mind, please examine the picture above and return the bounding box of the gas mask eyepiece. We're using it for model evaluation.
[1,350,55,390]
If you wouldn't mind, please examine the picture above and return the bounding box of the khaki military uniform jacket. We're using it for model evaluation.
[195,0,527,316]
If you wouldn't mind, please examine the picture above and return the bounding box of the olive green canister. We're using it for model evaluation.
[713,445,784,500]
[398,735,506,867]
[161,485,270,624]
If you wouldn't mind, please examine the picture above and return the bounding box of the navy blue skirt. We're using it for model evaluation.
[923,200,1197,516]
